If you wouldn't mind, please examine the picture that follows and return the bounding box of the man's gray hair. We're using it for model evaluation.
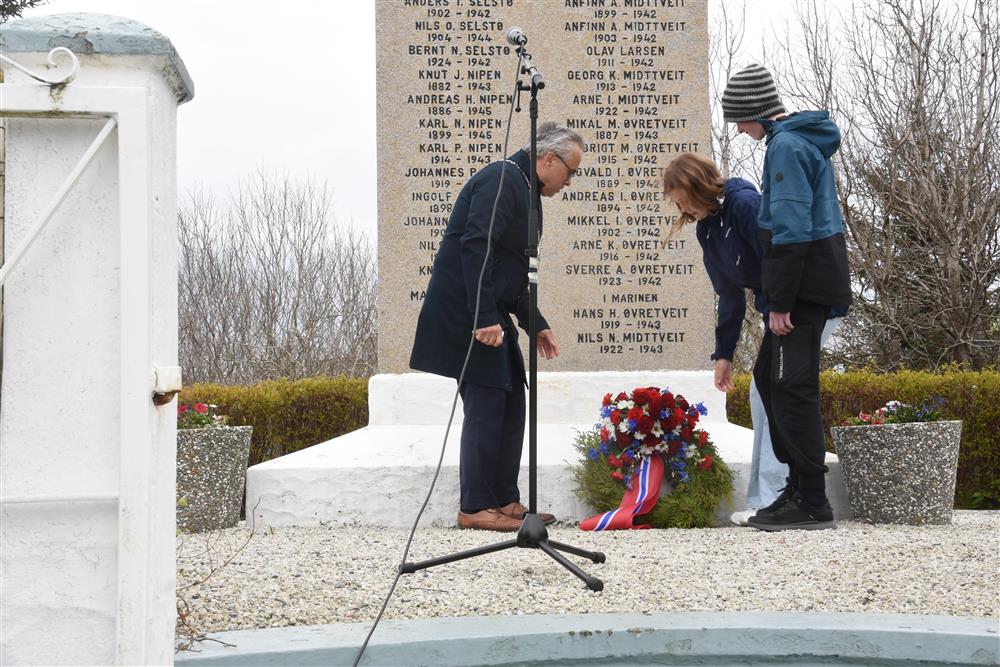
[524,122,585,159]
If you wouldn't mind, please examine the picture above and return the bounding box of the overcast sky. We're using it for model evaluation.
[16,0,786,239]
[21,0,378,234]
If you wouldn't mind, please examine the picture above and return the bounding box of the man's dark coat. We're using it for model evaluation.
[409,149,549,390]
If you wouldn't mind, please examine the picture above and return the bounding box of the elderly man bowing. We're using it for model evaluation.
[410,122,585,532]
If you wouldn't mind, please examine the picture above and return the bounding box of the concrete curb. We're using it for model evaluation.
[176,611,999,666]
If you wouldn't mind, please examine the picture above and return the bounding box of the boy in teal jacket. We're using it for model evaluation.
[722,64,852,531]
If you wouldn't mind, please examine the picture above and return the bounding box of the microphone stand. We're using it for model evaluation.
[399,41,606,592]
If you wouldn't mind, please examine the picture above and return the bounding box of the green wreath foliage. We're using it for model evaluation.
[573,429,733,528]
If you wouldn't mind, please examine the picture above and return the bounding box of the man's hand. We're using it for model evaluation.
[537,329,560,360]
[769,311,794,336]
[474,324,504,347]
[714,358,734,392]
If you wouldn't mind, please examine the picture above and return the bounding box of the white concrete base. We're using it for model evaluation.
[246,372,849,529]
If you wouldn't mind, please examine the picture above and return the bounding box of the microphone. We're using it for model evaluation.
[505,26,544,89]
[506,27,527,46]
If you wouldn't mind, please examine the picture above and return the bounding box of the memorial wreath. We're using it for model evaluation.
[575,387,731,529]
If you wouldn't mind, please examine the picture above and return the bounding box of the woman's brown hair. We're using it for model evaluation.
[661,153,725,234]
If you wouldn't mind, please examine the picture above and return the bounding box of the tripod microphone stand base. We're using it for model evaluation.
[399,514,606,592]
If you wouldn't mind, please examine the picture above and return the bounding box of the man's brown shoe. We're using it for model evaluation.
[456,508,522,532]
[499,501,556,526]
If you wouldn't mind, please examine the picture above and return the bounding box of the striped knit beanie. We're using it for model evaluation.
[721,64,786,122]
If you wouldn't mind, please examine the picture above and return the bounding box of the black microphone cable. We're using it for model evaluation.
[352,50,527,667]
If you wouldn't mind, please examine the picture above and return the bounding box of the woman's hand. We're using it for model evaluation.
[714,358,734,392]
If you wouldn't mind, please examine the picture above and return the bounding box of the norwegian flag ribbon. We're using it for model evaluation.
[579,454,666,531]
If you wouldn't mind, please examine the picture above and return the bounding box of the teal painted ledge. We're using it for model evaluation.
[175,611,999,666]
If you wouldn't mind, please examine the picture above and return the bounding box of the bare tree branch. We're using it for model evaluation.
[770,0,1000,370]
[178,172,378,383]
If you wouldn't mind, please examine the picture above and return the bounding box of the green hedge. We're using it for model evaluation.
[180,376,368,468]
[727,370,1000,509]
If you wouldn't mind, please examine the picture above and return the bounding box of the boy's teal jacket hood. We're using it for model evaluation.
[762,111,841,159]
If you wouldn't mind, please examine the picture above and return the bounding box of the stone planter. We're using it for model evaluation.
[177,426,253,533]
[830,421,961,525]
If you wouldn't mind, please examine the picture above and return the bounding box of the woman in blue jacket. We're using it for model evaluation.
[662,152,845,525]
[663,153,764,387]
[662,153,781,524]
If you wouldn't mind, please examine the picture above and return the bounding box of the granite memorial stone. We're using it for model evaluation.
[376,0,714,374]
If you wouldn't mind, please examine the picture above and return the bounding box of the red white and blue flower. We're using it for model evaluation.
[588,387,712,490]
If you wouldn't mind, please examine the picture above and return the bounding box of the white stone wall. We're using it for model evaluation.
[1,15,192,665]
[1,113,124,664]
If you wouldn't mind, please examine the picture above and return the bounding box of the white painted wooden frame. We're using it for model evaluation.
[1,83,154,666]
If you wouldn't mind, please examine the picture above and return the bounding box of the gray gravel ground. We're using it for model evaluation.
[176,511,999,636]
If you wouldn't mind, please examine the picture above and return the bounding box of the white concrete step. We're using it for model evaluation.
[246,372,850,529]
